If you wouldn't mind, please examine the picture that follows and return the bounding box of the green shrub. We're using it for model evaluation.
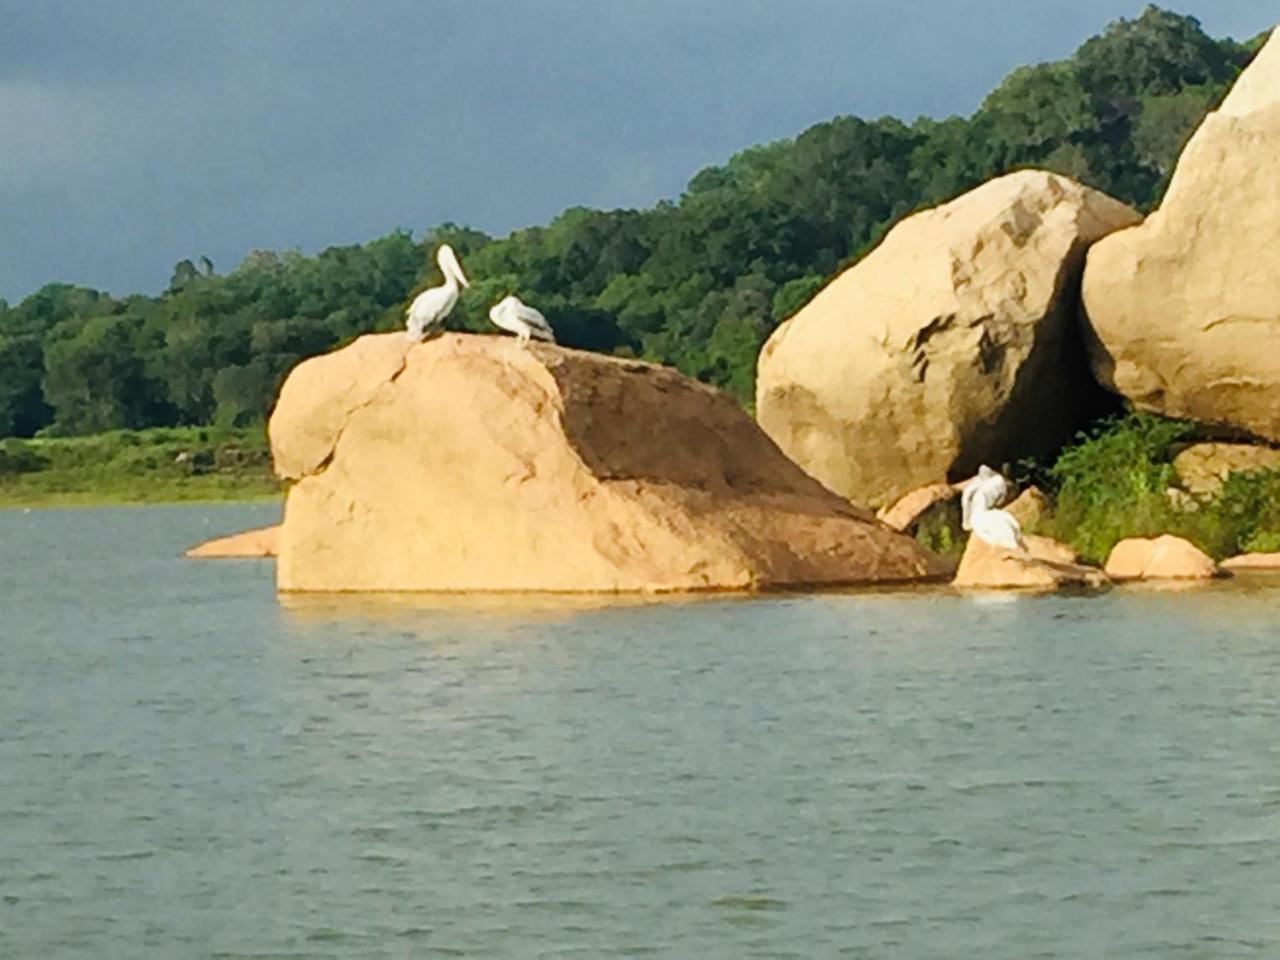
[1045,413,1192,562]
[1042,413,1280,562]
[1204,469,1280,556]
[0,439,48,475]
[1243,530,1280,553]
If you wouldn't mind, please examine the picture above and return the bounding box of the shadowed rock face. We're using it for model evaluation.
[268,333,947,593]
[1082,30,1280,442]
[757,170,1138,509]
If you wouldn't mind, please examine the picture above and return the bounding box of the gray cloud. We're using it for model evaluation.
[0,0,1273,300]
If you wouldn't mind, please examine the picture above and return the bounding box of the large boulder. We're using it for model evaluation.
[1104,536,1222,582]
[1082,30,1280,441]
[269,333,947,593]
[756,170,1139,508]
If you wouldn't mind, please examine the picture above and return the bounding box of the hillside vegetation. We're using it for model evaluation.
[0,6,1265,444]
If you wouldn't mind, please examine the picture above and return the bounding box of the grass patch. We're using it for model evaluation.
[0,427,281,508]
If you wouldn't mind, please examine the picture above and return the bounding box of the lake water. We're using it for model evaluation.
[1,504,1278,958]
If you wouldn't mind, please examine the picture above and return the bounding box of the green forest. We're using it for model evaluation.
[0,6,1266,441]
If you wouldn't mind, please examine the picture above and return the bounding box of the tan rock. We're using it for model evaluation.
[270,333,948,593]
[953,535,1107,591]
[1005,487,1051,529]
[1082,30,1280,441]
[1172,443,1280,497]
[185,525,280,558]
[269,333,414,479]
[1221,552,1280,572]
[1024,534,1079,566]
[877,482,958,532]
[1104,535,1222,582]
[756,170,1140,508]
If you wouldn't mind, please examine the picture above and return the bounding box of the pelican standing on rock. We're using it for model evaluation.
[405,244,470,341]
[962,465,1026,552]
[489,295,556,346]
[968,497,1027,552]
[961,464,1009,531]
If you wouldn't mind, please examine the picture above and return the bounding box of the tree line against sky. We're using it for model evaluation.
[0,6,1264,438]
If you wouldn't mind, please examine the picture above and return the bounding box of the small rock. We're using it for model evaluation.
[1104,535,1222,582]
[1024,534,1079,565]
[877,483,959,533]
[1221,552,1280,572]
[953,535,1107,591]
[1005,487,1051,529]
[185,525,280,559]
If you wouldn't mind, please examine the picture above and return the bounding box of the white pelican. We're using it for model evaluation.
[962,465,1026,551]
[969,497,1027,552]
[488,294,556,346]
[405,244,470,341]
[961,464,1009,531]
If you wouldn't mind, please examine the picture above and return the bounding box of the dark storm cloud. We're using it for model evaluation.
[0,0,1273,300]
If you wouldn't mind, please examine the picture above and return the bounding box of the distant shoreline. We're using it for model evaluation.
[0,490,281,510]
[0,427,281,510]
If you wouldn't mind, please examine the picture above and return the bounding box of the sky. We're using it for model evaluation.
[1,1,1274,302]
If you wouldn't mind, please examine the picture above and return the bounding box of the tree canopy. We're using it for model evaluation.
[0,7,1260,437]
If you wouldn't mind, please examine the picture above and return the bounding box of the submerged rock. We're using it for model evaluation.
[184,525,279,559]
[756,170,1138,508]
[1082,30,1280,441]
[269,333,947,593]
[1104,536,1222,582]
[953,535,1107,591]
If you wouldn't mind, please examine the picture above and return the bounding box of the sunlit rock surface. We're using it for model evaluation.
[1082,30,1280,440]
[757,170,1138,508]
[269,333,947,593]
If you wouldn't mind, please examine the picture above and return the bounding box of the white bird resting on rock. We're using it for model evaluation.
[489,294,556,346]
[405,244,470,341]
[962,465,1026,552]
[969,499,1027,552]
[961,464,1009,531]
